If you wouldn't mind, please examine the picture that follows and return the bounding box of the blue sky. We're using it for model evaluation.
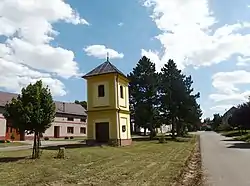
[0,0,250,119]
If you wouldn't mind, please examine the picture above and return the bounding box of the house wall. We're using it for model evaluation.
[25,114,87,139]
[87,110,117,140]
[117,76,129,111]
[119,112,131,140]
[0,106,87,140]
[0,109,6,140]
[86,74,116,111]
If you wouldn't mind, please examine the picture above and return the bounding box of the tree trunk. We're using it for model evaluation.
[32,133,37,159]
[32,132,41,159]
[149,127,156,140]
[171,118,176,139]
[176,120,181,137]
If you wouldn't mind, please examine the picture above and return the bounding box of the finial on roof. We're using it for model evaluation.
[107,52,109,62]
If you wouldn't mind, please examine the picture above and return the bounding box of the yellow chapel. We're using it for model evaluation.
[82,58,132,146]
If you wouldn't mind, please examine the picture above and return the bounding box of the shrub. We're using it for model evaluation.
[108,139,119,146]
[0,140,5,143]
[70,136,74,139]
[6,140,10,143]
[44,137,49,141]
[11,133,15,141]
[158,136,166,143]
[218,123,232,131]
[64,136,69,139]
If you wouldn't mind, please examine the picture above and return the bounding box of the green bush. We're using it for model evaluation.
[44,137,49,141]
[218,123,232,132]
[158,136,166,143]
[11,133,15,141]
[0,140,5,143]
[64,136,69,139]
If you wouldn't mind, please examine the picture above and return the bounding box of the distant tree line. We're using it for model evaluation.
[74,100,87,110]
[227,101,250,133]
[210,99,250,132]
[128,56,202,139]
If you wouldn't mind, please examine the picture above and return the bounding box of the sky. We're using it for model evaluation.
[0,0,250,119]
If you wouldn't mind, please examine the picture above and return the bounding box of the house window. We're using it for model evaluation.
[67,117,74,121]
[80,118,86,122]
[80,127,86,134]
[67,127,74,134]
[98,85,105,97]
[120,85,124,98]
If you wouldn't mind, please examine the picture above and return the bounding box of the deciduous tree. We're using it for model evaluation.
[4,80,56,159]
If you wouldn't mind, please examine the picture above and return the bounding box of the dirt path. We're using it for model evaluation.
[200,131,250,186]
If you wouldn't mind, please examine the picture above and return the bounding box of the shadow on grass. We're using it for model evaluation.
[132,136,191,143]
[221,139,238,142]
[42,143,104,150]
[227,143,250,149]
[223,131,248,137]
[0,156,27,163]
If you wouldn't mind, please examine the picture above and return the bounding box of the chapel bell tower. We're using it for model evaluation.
[82,57,132,146]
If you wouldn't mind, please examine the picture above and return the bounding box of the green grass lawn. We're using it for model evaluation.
[220,130,250,142]
[0,136,196,186]
[0,142,27,147]
[220,130,250,137]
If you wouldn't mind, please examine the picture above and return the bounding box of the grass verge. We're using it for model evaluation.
[172,135,203,186]
[0,136,196,186]
[0,142,27,147]
[234,134,250,142]
[220,130,249,137]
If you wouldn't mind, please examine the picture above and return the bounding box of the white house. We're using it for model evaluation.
[0,91,87,140]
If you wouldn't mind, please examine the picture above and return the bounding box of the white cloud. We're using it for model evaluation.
[142,0,250,70]
[141,49,161,67]
[84,45,124,59]
[210,104,235,112]
[118,22,124,27]
[0,0,88,96]
[236,56,250,66]
[210,70,250,103]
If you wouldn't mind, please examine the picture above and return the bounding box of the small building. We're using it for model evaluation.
[0,91,87,140]
[82,58,132,146]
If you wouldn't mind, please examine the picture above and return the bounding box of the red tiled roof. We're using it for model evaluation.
[0,91,86,116]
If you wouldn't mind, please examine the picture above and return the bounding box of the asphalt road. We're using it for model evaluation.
[200,131,250,186]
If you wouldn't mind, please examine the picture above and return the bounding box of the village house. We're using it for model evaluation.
[222,106,237,126]
[0,91,87,140]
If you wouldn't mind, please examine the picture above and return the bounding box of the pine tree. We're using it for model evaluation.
[128,56,158,137]
[159,59,201,137]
